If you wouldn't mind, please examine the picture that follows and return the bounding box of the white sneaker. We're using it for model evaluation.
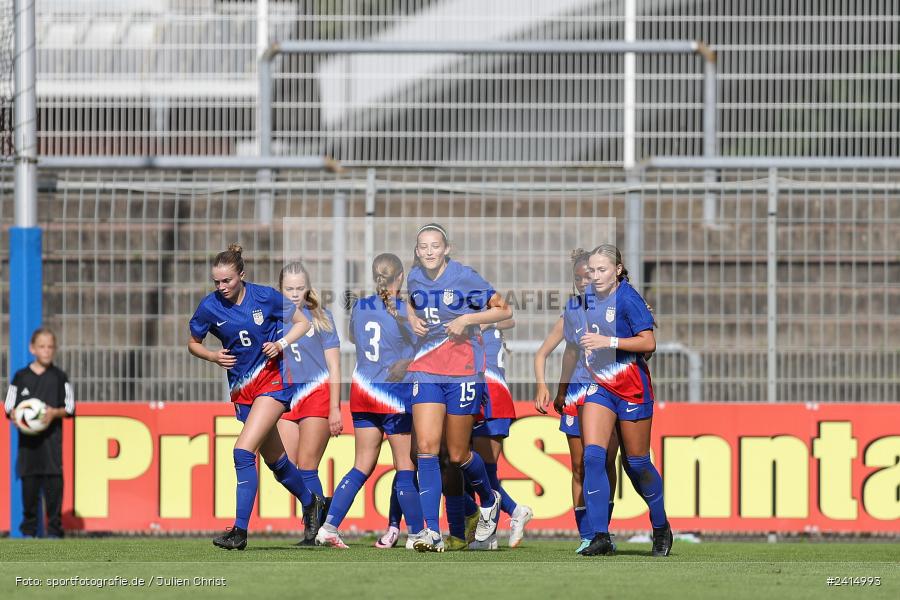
[315,524,349,549]
[468,534,499,550]
[474,491,501,542]
[374,525,400,549]
[508,505,534,548]
[405,529,431,550]
[412,528,445,553]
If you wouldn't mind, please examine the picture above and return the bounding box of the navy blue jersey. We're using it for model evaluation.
[282,306,340,398]
[561,299,595,386]
[349,295,415,413]
[567,281,656,403]
[189,282,295,399]
[406,259,495,376]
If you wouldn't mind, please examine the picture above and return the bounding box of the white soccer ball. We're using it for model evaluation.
[14,398,49,435]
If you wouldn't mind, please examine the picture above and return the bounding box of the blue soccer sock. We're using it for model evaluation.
[233,448,258,530]
[484,462,518,515]
[627,454,667,528]
[299,468,324,497]
[445,495,466,539]
[464,490,479,517]
[416,455,442,532]
[574,506,592,540]
[582,445,610,535]
[265,453,313,507]
[459,452,495,508]
[387,472,402,529]
[325,468,368,528]
[394,470,424,533]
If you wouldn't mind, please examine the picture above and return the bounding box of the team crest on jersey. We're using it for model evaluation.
[605,307,616,323]
[566,415,575,426]
[412,381,419,397]
[587,383,599,396]
[252,308,264,325]
[442,288,456,306]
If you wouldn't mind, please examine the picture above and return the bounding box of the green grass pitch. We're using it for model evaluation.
[1,538,897,599]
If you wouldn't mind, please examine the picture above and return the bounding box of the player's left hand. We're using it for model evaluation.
[261,341,282,358]
[39,410,54,425]
[580,332,610,351]
[444,315,470,339]
[328,408,343,436]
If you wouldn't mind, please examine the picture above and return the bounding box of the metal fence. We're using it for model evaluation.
[1,165,897,403]
[22,0,900,163]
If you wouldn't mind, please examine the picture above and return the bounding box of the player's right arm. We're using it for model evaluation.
[553,342,579,415]
[533,318,564,414]
[187,303,236,369]
[406,296,428,337]
[188,336,236,369]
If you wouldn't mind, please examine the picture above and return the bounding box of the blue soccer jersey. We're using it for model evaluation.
[562,298,600,415]
[282,306,340,403]
[349,295,415,414]
[189,282,296,404]
[571,281,656,404]
[481,326,515,419]
[406,259,495,377]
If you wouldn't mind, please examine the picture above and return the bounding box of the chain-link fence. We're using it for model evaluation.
[26,1,900,162]
[1,165,896,403]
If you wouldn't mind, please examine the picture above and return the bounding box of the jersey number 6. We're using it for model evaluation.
[239,330,252,347]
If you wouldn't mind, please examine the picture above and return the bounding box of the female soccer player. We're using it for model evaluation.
[188,245,326,550]
[572,244,672,557]
[406,223,513,552]
[471,320,533,548]
[315,253,425,549]
[533,249,619,553]
[277,261,342,544]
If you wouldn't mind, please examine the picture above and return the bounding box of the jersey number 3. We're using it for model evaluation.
[364,321,381,362]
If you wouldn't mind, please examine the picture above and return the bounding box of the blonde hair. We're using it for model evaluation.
[279,261,334,333]
[372,253,404,318]
[587,244,629,282]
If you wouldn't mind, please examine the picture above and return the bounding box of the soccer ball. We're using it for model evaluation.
[13,398,49,435]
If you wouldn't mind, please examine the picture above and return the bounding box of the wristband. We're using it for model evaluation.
[277,338,289,350]
[609,337,619,349]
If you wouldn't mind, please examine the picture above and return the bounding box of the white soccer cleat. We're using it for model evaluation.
[374,525,400,549]
[474,490,501,542]
[315,525,349,549]
[468,534,499,550]
[412,528,445,553]
[508,504,534,548]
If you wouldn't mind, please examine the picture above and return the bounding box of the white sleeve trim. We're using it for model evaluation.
[5,385,17,416]
[64,382,75,415]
